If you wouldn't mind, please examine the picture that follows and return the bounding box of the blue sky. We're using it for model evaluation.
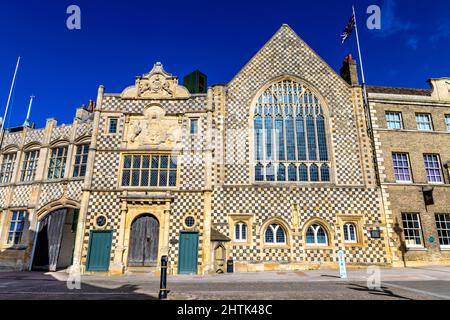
[1,0,449,128]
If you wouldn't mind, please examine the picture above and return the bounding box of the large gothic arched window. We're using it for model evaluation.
[253,79,331,183]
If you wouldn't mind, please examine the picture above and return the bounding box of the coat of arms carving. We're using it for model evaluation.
[126,105,182,149]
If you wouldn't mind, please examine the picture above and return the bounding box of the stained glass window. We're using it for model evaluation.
[253,79,331,183]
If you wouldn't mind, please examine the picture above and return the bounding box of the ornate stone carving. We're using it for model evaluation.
[121,62,190,99]
[125,104,182,149]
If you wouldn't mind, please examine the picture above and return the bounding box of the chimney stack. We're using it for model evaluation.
[340,54,359,86]
[87,99,96,112]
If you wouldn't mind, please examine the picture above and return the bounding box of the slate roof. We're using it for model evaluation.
[367,85,432,96]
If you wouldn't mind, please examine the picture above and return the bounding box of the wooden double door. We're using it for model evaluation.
[128,215,160,267]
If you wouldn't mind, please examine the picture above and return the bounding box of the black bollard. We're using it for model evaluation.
[158,255,168,300]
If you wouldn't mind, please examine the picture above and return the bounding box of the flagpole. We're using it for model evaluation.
[0,56,21,151]
[352,5,366,85]
[352,6,379,185]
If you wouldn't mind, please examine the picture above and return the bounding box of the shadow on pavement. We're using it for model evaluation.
[0,272,157,300]
[346,283,413,300]
[320,275,341,279]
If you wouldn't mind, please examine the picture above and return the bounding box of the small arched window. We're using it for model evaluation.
[253,79,331,183]
[234,222,247,242]
[265,224,286,244]
[306,224,328,246]
[343,223,357,243]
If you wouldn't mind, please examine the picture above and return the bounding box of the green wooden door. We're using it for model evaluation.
[86,231,113,272]
[178,232,199,274]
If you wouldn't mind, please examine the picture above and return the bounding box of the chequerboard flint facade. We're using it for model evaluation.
[1,25,450,274]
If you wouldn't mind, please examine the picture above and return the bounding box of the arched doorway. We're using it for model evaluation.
[31,208,79,271]
[128,214,159,267]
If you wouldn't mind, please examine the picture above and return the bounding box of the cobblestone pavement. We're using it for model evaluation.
[0,266,449,300]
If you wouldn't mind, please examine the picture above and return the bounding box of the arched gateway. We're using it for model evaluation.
[31,208,79,271]
[128,214,160,267]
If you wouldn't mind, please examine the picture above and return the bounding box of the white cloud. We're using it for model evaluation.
[407,37,419,50]
[375,0,415,37]
[431,21,450,43]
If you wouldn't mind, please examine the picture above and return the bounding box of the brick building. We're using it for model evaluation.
[0,25,449,274]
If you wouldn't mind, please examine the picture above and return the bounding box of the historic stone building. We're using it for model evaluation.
[368,79,450,267]
[0,25,449,274]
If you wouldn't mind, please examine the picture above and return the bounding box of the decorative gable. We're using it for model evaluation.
[121,62,190,100]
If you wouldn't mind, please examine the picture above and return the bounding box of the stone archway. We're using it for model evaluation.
[128,214,160,267]
[31,207,79,271]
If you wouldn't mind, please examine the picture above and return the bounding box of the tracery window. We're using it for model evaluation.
[306,224,328,246]
[253,79,330,183]
[265,224,286,245]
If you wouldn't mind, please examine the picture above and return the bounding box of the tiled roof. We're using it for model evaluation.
[367,85,432,96]
[211,228,231,242]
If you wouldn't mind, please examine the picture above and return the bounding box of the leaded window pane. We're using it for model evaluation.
[264,116,274,161]
[320,164,330,182]
[169,171,177,187]
[310,164,319,182]
[266,164,275,181]
[121,154,178,188]
[276,227,285,243]
[285,115,296,161]
[73,144,89,178]
[316,115,328,161]
[317,227,327,244]
[265,228,274,243]
[241,224,247,240]
[277,164,286,181]
[296,116,307,161]
[47,147,67,179]
[275,116,285,161]
[255,164,264,182]
[299,164,308,182]
[21,150,39,182]
[306,115,317,161]
[8,211,27,245]
[288,164,297,181]
[306,227,315,244]
[254,115,263,161]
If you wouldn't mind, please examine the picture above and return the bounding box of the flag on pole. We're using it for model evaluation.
[341,14,356,43]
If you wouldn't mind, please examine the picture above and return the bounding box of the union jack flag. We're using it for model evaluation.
[341,14,356,43]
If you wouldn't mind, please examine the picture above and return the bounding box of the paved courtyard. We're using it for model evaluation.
[1,266,450,300]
